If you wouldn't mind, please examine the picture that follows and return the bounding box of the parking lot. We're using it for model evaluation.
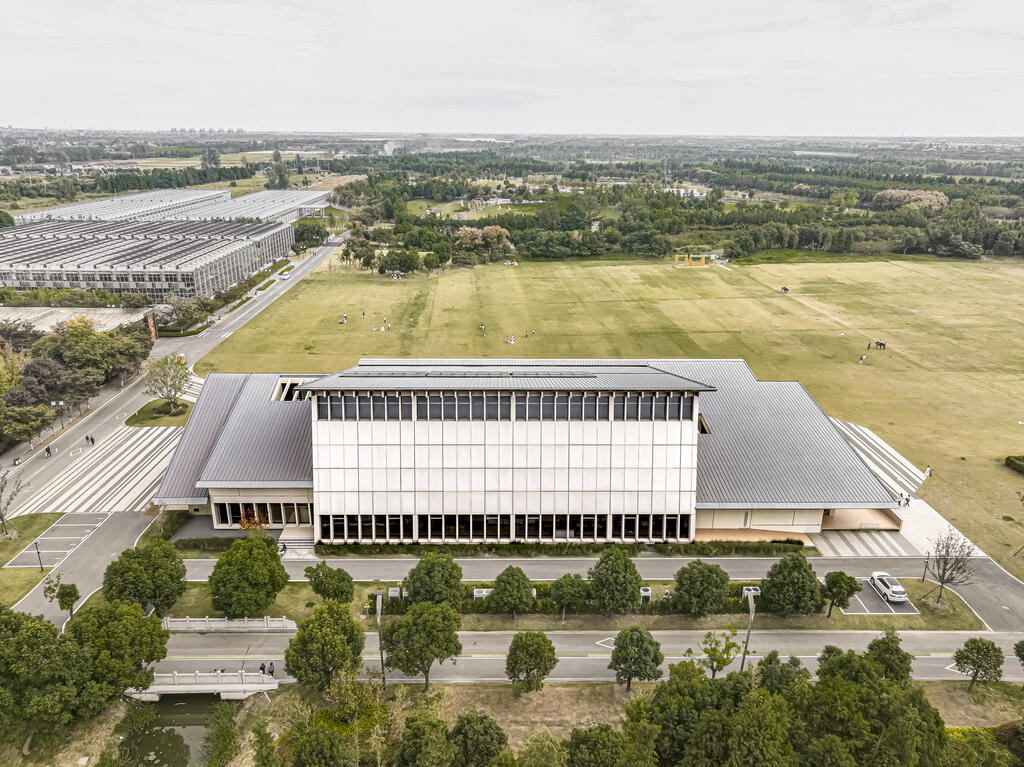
[840,576,919,615]
[5,512,110,568]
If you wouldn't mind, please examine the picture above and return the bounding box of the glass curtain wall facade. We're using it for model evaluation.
[312,389,699,544]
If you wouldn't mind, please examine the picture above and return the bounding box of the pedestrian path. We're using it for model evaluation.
[809,529,922,557]
[12,426,183,517]
[5,511,110,568]
[831,418,925,499]
[181,374,205,403]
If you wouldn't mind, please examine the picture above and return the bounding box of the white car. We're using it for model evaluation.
[870,572,908,602]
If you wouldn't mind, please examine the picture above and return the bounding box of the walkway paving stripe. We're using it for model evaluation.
[824,532,854,557]
[13,426,181,517]
[857,532,888,557]
[809,534,836,556]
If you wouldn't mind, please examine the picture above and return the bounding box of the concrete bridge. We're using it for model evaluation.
[127,670,278,701]
[162,616,297,633]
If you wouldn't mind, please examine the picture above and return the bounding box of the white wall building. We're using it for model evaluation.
[156,358,901,545]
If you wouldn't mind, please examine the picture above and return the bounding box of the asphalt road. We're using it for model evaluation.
[5,239,342,624]
[183,554,1024,632]
[157,629,1024,684]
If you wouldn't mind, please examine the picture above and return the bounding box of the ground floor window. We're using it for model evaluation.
[318,512,690,543]
[213,501,313,528]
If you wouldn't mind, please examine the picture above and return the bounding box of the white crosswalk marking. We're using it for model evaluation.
[180,375,205,403]
[13,426,183,517]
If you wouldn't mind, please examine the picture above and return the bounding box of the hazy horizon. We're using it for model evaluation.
[4,0,1024,136]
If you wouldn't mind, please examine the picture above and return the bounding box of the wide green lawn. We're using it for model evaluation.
[195,257,1024,577]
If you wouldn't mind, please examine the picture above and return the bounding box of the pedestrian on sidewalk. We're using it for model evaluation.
[84,435,90,445]
[259,662,266,675]
[89,436,95,446]
[45,446,51,457]
[267,662,275,677]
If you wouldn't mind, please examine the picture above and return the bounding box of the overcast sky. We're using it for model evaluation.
[4,0,1023,135]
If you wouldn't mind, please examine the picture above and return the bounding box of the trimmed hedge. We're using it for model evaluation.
[172,536,275,553]
[1006,456,1024,476]
[316,539,804,559]
[157,322,211,337]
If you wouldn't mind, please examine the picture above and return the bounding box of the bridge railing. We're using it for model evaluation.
[161,616,297,632]
[150,670,275,687]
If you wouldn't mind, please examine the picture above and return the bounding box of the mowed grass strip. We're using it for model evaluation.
[196,258,1024,577]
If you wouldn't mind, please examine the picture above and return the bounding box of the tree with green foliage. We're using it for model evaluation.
[760,553,825,615]
[143,353,190,409]
[202,702,239,767]
[588,547,641,614]
[293,723,346,767]
[209,537,288,618]
[143,539,188,615]
[66,600,169,706]
[0,210,14,228]
[517,728,568,767]
[939,728,1011,767]
[866,628,913,682]
[381,601,462,691]
[823,570,862,617]
[403,551,464,605]
[617,695,660,767]
[725,688,797,767]
[101,540,186,616]
[609,625,664,691]
[804,735,856,767]
[397,711,456,767]
[284,599,365,692]
[293,220,328,250]
[303,560,354,603]
[685,628,740,680]
[954,637,1004,692]
[2,403,53,446]
[566,724,625,767]
[102,548,153,608]
[673,560,729,617]
[250,718,280,767]
[0,606,94,745]
[1014,639,1024,688]
[423,252,441,271]
[490,565,534,619]
[449,710,508,767]
[551,572,589,620]
[201,148,221,170]
[756,650,809,694]
[44,576,79,621]
[505,630,558,692]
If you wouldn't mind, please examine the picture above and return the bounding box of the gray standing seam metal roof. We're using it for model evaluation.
[651,359,897,509]
[195,374,313,489]
[158,359,897,510]
[300,359,715,393]
[153,374,249,505]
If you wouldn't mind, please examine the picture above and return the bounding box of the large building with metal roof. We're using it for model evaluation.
[155,358,900,546]
[155,190,330,224]
[13,189,230,223]
[0,218,294,299]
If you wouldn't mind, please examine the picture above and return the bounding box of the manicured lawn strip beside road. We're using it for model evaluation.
[0,513,63,565]
[125,399,191,427]
[0,567,53,608]
[164,581,321,622]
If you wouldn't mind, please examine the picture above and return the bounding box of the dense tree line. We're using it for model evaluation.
[0,317,152,448]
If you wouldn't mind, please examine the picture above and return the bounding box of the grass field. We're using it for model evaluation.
[195,256,1024,577]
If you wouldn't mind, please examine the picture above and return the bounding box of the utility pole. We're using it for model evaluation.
[376,591,386,688]
[739,586,760,671]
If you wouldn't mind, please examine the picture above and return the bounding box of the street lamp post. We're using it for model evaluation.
[50,400,65,429]
[33,540,43,572]
[739,586,760,672]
